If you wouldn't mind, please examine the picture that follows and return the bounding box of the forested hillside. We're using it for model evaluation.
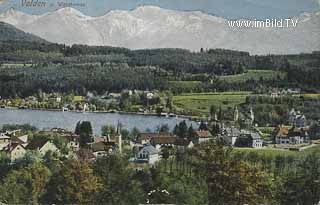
[0,22,48,43]
[0,41,319,97]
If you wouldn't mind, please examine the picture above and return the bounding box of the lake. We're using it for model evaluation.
[0,108,197,135]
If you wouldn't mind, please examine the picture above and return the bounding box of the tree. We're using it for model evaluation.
[75,121,81,135]
[121,128,130,140]
[157,124,170,133]
[101,124,116,136]
[298,153,320,204]
[234,136,251,147]
[0,152,11,180]
[43,159,101,204]
[188,125,194,139]
[173,124,179,136]
[218,106,224,121]
[192,140,273,204]
[130,127,140,140]
[43,151,61,174]
[199,121,208,131]
[75,121,93,146]
[209,105,217,120]
[0,162,50,204]
[175,121,188,138]
[93,155,145,204]
[310,122,320,140]
[1,123,37,132]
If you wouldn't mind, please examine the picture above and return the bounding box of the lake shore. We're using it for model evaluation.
[0,107,198,135]
[1,106,197,121]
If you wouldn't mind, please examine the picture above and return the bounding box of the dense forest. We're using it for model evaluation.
[0,64,168,97]
[0,40,319,97]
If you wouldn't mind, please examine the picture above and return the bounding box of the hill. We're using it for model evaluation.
[0,21,47,43]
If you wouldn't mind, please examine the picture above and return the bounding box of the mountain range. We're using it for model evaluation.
[0,6,319,55]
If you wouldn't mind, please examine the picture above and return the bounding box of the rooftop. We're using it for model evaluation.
[150,136,177,145]
[140,145,159,155]
[194,131,212,138]
[26,139,49,150]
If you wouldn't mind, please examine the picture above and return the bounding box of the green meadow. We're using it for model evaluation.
[220,70,286,83]
[173,92,251,115]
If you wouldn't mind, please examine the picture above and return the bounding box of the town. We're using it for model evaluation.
[0,9,319,203]
[1,103,320,204]
[1,104,319,165]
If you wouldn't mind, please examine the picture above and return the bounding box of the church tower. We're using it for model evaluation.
[234,106,239,122]
[116,121,122,154]
[250,107,255,125]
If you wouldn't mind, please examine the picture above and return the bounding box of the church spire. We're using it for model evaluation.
[234,106,239,122]
[116,121,122,154]
[250,107,254,125]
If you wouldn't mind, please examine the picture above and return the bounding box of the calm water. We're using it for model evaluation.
[0,108,196,135]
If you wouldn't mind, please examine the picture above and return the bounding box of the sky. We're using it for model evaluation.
[0,0,319,19]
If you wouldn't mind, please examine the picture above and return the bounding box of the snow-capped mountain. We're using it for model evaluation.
[0,6,319,55]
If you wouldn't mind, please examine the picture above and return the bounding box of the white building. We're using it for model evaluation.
[248,132,263,148]
[289,109,307,128]
[274,126,309,145]
[2,143,26,162]
[192,131,213,144]
[136,144,160,165]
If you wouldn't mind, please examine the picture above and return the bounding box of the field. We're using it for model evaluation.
[173,92,251,115]
[220,70,286,83]
[234,144,320,159]
[0,63,33,68]
[302,93,320,98]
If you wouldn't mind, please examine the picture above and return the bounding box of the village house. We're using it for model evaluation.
[250,132,263,148]
[2,143,26,162]
[289,109,307,128]
[64,134,80,153]
[10,135,27,146]
[75,148,96,162]
[288,128,309,144]
[192,130,213,144]
[0,133,11,150]
[174,138,194,153]
[5,130,29,146]
[136,144,160,165]
[150,135,177,150]
[0,130,29,161]
[221,127,241,146]
[26,139,59,156]
[274,126,309,145]
[274,127,290,144]
[91,130,122,158]
[50,128,80,154]
[94,136,108,143]
[235,131,263,148]
[136,133,174,145]
[136,133,156,145]
[91,141,117,158]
